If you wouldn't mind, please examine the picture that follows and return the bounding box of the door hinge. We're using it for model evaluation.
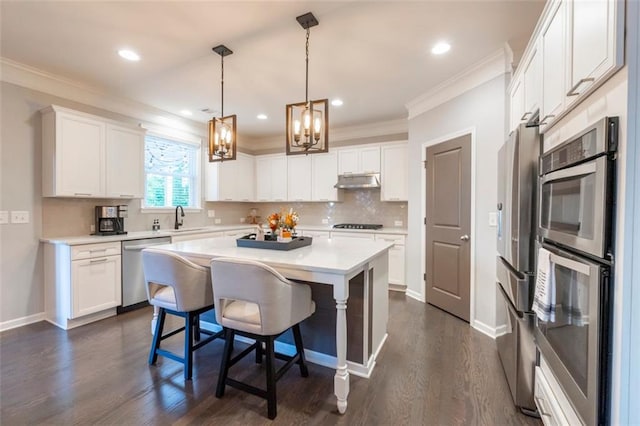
[423,273,427,281]
[423,160,427,169]
[423,217,427,225]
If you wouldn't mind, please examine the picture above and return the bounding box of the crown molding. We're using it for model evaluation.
[405,48,510,120]
[0,57,206,138]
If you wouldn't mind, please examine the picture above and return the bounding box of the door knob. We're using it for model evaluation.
[460,235,470,241]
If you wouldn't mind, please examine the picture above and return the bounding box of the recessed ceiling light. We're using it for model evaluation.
[180,110,193,116]
[118,49,140,61]
[331,99,344,107]
[257,114,268,120]
[431,42,451,55]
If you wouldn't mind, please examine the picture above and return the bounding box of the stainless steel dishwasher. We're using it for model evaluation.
[119,236,172,313]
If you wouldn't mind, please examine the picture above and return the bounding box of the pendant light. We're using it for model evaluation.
[285,12,329,155]
[208,45,237,162]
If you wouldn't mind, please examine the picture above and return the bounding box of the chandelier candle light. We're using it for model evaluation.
[208,45,237,162]
[286,12,329,155]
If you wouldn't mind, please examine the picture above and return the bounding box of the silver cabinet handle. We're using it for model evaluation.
[119,194,134,198]
[539,114,555,125]
[89,258,108,263]
[566,77,595,96]
[460,235,470,241]
[74,192,92,196]
[520,111,532,121]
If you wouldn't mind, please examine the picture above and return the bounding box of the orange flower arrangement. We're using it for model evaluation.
[265,208,299,238]
[266,212,281,232]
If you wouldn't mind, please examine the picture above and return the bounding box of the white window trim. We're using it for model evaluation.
[140,124,203,211]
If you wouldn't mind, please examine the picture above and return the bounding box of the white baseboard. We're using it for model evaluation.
[388,284,407,292]
[406,289,425,302]
[494,323,508,338]
[472,319,500,339]
[0,312,46,332]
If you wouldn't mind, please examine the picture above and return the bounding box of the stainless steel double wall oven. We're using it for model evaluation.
[536,117,618,426]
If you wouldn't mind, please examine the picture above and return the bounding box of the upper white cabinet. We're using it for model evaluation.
[255,154,287,202]
[337,146,380,174]
[540,0,567,129]
[509,76,525,132]
[311,151,342,202]
[524,0,625,132]
[205,152,255,202]
[41,105,145,198]
[381,143,408,201]
[105,124,144,198]
[287,155,312,201]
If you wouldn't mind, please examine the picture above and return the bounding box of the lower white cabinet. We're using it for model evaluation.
[330,231,375,241]
[45,241,122,330]
[375,234,406,287]
[300,229,331,240]
[170,231,223,243]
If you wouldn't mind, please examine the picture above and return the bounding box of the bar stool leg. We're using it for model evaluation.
[216,328,234,398]
[149,308,166,365]
[255,341,263,364]
[292,324,309,377]
[265,336,277,420]
[184,312,193,380]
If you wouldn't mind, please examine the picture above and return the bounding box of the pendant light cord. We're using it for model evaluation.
[305,27,310,104]
[220,54,224,117]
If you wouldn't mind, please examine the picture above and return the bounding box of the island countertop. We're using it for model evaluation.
[153,236,394,276]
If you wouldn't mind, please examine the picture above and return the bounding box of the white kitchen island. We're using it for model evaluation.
[152,236,392,414]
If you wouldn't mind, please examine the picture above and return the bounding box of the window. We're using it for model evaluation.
[143,133,201,209]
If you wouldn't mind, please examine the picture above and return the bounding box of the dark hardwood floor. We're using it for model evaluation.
[1,292,541,425]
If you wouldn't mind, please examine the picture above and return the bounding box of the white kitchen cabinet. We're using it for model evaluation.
[381,144,408,201]
[337,146,380,174]
[540,0,566,131]
[330,231,375,240]
[42,106,105,197]
[41,105,146,198]
[311,152,342,202]
[375,234,406,287]
[509,39,540,131]
[170,231,223,243]
[565,0,623,107]
[45,241,122,330]
[105,124,145,199]
[223,228,257,238]
[300,229,331,240]
[255,154,287,202]
[206,152,255,202]
[509,76,526,132]
[287,155,312,201]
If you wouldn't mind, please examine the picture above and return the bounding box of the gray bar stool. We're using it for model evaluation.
[142,248,223,380]
[210,257,316,419]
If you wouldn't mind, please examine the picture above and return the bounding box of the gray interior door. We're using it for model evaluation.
[425,134,472,322]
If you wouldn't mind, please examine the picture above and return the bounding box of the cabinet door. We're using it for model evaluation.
[330,232,375,240]
[523,42,541,118]
[567,0,621,103]
[312,152,339,201]
[287,156,312,201]
[255,157,272,201]
[381,144,408,201]
[337,149,359,174]
[71,255,121,318]
[271,155,288,201]
[56,113,105,197]
[388,245,405,285]
[510,76,525,131]
[301,230,331,240]
[236,153,255,202]
[360,146,381,173]
[105,125,144,198]
[540,0,566,130]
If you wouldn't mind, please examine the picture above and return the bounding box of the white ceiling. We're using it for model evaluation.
[0,1,544,142]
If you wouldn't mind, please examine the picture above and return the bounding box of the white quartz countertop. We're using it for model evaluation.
[40,224,407,245]
[154,236,394,276]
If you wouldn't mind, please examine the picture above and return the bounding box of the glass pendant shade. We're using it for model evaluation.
[208,114,236,162]
[286,99,328,155]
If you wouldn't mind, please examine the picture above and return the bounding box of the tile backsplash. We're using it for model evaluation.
[41,188,407,237]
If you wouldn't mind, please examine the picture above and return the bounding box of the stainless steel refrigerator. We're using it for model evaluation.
[495,122,540,416]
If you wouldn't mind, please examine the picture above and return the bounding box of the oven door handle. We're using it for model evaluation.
[541,160,597,184]
[548,252,591,276]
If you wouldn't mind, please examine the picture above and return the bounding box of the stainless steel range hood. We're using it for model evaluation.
[334,173,381,189]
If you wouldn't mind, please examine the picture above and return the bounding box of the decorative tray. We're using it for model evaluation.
[236,234,313,251]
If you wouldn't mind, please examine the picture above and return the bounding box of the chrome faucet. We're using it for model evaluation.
[174,205,185,230]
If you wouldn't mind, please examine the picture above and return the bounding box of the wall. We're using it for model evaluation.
[0,80,407,328]
[407,73,508,333]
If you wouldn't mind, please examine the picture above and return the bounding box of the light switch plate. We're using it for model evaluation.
[321,218,329,224]
[489,212,497,227]
[394,220,403,227]
[11,210,29,224]
[0,211,8,224]
[214,218,221,224]
[240,217,246,223]
[207,210,215,218]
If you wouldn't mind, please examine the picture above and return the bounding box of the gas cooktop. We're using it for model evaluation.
[333,223,383,230]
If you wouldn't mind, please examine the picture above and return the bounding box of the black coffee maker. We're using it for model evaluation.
[94,205,128,235]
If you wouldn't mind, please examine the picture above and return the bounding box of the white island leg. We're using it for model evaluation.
[334,282,350,414]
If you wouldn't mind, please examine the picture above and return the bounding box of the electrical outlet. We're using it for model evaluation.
[489,212,497,227]
[0,211,8,224]
[321,218,329,224]
[11,210,29,224]
[90,224,95,233]
[214,218,221,224]
[240,217,246,223]
[394,220,403,227]
[207,209,215,218]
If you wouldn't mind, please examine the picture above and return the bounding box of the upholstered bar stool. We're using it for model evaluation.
[142,248,223,380]
[210,257,316,419]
